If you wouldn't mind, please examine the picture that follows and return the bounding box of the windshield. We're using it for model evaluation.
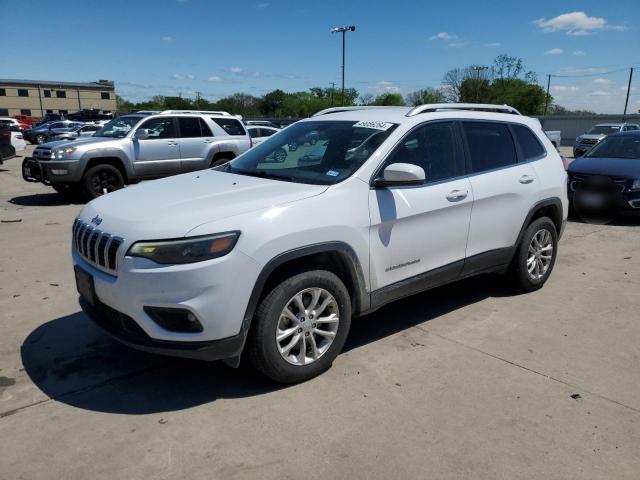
[586,135,640,160]
[94,116,142,138]
[227,120,397,185]
[587,125,620,135]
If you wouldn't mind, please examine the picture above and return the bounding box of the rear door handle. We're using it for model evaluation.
[519,174,535,184]
[203,138,214,143]
[167,141,178,146]
[446,190,468,202]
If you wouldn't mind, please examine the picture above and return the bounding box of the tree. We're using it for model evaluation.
[116,95,134,113]
[260,89,287,116]
[405,87,446,106]
[372,92,405,106]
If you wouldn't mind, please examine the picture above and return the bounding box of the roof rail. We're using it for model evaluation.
[159,110,231,115]
[312,106,399,117]
[406,103,522,117]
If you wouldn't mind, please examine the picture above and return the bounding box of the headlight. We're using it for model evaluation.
[55,146,76,159]
[127,232,240,264]
[631,179,640,191]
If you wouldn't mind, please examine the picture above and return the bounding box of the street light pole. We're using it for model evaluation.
[331,25,356,106]
[623,67,634,121]
[472,66,488,103]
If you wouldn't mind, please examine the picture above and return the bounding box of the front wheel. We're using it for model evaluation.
[508,216,558,292]
[82,164,124,199]
[246,270,352,383]
[35,134,45,144]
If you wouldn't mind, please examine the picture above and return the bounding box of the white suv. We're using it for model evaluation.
[72,103,568,383]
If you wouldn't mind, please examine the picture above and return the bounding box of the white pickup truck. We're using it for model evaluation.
[544,130,561,150]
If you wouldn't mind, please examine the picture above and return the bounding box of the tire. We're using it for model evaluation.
[508,216,558,292]
[82,164,124,199]
[246,270,352,384]
[274,147,287,163]
[35,134,45,144]
[210,156,233,168]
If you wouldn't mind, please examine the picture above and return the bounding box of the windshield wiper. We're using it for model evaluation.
[230,168,295,182]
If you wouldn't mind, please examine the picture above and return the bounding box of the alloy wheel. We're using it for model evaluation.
[527,229,553,280]
[276,287,340,366]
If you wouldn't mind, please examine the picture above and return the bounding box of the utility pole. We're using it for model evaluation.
[329,82,336,106]
[472,66,488,103]
[195,91,202,109]
[331,25,356,106]
[623,67,634,121]
[544,74,551,116]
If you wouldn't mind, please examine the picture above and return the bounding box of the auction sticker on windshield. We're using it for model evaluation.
[353,121,394,131]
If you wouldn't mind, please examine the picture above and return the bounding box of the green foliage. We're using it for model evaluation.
[371,92,406,106]
[405,87,446,106]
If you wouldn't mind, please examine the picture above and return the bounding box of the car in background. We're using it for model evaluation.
[13,114,33,128]
[246,120,281,129]
[0,117,26,131]
[568,131,640,220]
[0,128,17,163]
[47,123,101,142]
[23,120,84,144]
[67,109,113,123]
[545,130,561,150]
[574,123,640,158]
[247,125,280,146]
[22,111,251,198]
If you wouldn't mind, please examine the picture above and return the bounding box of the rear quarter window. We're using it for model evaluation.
[212,118,246,136]
[512,124,546,161]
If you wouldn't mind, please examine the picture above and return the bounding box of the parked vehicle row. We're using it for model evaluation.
[69,103,568,383]
[573,123,640,158]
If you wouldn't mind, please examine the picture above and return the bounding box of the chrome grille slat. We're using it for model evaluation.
[72,219,123,274]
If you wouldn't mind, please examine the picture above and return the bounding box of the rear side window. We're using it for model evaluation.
[178,117,201,138]
[512,124,545,161]
[199,118,213,136]
[463,122,517,173]
[213,117,246,136]
[248,128,261,138]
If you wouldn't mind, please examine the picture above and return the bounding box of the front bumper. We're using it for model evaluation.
[73,247,261,359]
[22,157,82,184]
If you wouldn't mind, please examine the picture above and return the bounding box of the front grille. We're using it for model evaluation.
[72,219,123,273]
[570,174,627,193]
[33,147,53,161]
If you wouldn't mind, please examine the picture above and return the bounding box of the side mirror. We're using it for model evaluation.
[133,129,149,141]
[374,163,425,187]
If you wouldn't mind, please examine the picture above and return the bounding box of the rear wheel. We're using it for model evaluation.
[82,164,124,199]
[246,270,351,383]
[210,155,233,168]
[35,134,45,144]
[509,216,558,292]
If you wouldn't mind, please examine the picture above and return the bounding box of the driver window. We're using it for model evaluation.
[137,117,176,139]
[384,122,460,183]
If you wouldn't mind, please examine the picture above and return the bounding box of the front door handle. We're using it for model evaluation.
[519,174,535,184]
[203,138,214,143]
[446,190,468,202]
[167,141,178,146]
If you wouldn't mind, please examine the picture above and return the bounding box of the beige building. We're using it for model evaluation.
[0,79,117,119]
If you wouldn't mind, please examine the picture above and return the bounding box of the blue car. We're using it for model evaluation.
[568,131,640,218]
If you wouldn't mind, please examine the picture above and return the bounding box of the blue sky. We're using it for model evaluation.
[2,0,639,113]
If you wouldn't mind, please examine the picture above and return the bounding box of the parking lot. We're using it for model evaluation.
[1,145,639,479]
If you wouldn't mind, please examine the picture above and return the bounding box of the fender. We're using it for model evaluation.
[80,148,135,181]
[514,197,564,248]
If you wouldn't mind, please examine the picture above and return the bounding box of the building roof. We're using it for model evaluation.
[0,79,115,90]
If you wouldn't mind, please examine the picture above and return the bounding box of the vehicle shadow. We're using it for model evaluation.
[21,275,514,415]
[10,192,84,207]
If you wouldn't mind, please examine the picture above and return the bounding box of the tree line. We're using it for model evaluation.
[117,54,594,117]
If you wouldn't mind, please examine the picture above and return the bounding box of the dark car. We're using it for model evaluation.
[0,128,17,164]
[23,120,84,144]
[568,131,640,220]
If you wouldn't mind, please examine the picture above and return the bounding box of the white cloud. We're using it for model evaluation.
[590,90,610,96]
[430,32,456,41]
[551,85,579,92]
[448,42,468,47]
[186,74,195,80]
[162,36,173,42]
[484,42,501,47]
[534,12,625,36]
[207,76,222,82]
[545,48,564,55]
[171,74,183,80]
[230,67,243,73]
[621,86,636,92]
[257,2,271,7]
[593,78,612,85]
[573,50,586,56]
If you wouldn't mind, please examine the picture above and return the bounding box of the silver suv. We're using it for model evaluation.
[22,110,251,198]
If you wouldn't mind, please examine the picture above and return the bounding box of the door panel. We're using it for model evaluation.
[179,117,215,172]
[132,117,181,178]
[369,179,474,290]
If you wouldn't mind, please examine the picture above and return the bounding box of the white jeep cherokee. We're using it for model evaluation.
[72,103,568,383]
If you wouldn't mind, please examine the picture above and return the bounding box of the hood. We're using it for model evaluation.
[569,156,640,178]
[578,134,606,141]
[48,136,116,149]
[80,170,328,240]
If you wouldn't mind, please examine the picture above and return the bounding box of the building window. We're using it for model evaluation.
[21,109,32,116]
[56,90,66,98]
[101,92,111,100]
[59,110,68,115]
[43,89,51,98]
[46,110,54,114]
[0,109,8,116]
[0,88,5,96]
[18,89,29,97]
